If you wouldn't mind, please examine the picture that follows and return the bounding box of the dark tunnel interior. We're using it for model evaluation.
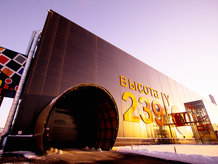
[42,85,119,151]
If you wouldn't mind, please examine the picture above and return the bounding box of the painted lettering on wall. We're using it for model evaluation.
[120,75,189,127]
[120,75,160,99]
[122,91,164,126]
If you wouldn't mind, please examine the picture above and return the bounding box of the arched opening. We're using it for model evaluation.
[35,84,119,153]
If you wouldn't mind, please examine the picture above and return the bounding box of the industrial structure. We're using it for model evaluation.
[0,10,218,154]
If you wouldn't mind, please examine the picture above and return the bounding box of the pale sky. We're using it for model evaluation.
[1,0,218,103]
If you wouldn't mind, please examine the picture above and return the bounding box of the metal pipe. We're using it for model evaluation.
[0,30,41,147]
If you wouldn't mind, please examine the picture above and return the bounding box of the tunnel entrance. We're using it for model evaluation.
[44,108,79,148]
[35,84,119,153]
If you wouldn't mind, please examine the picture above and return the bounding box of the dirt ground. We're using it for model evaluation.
[0,148,188,164]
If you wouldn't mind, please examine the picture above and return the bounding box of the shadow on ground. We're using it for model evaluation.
[0,149,188,164]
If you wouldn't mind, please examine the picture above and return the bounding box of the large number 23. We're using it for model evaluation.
[123,91,164,126]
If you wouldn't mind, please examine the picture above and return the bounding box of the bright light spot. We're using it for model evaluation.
[0,97,13,131]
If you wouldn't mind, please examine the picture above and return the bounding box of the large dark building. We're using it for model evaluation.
[2,10,218,153]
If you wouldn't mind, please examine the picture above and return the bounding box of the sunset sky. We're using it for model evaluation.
[1,0,218,103]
